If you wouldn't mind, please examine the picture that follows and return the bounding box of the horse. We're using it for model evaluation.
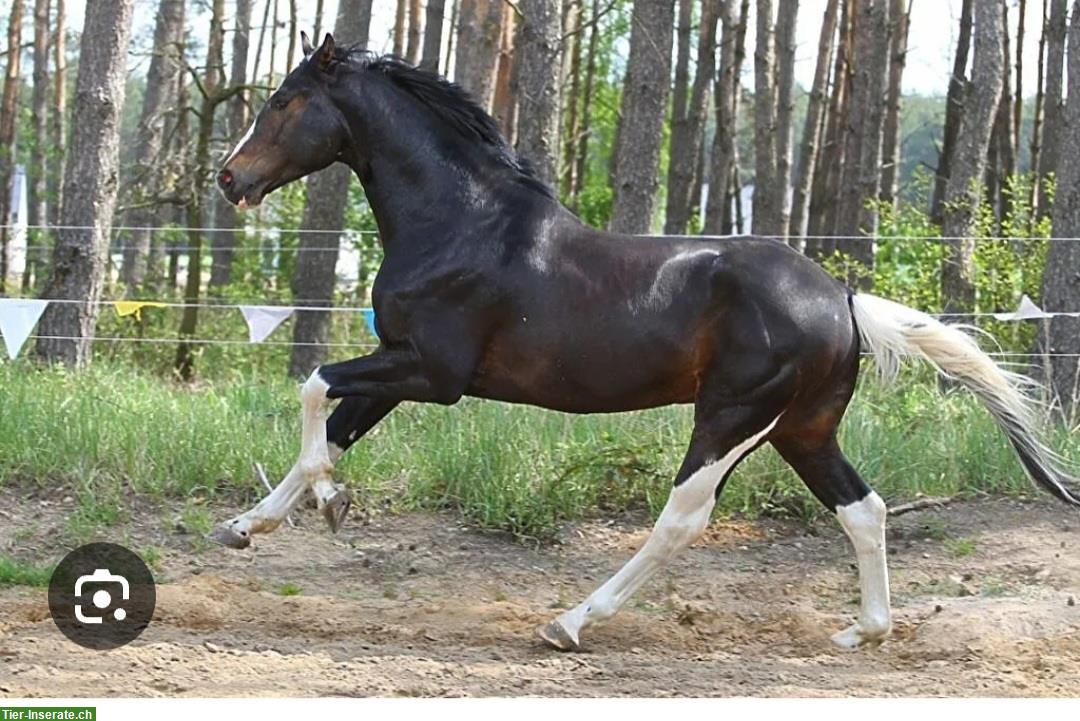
[211,33,1080,651]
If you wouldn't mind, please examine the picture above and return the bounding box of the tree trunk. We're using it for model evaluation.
[286,0,297,69]
[560,0,583,199]
[34,0,135,366]
[492,3,517,138]
[1038,0,1067,220]
[994,1,1015,224]
[666,0,693,226]
[392,0,405,55]
[207,0,253,291]
[48,0,64,228]
[512,0,562,187]
[1039,0,1080,420]
[1014,0,1026,154]
[808,0,852,248]
[0,0,23,293]
[773,0,798,238]
[421,0,446,72]
[407,0,422,64]
[666,0,719,235]
[941,0,1004,317]
[879,0,910,208]
[174,0,226,380]
[751,0,779,235]
[930,0,973,223]
[22,0,49,291]
[570,0,601,210]
[790,0,838,240]
[704,0,749,235]
[834,0,891,286]
[1029,0,1047,218]
[609,0,676,234]
[122,0,186,292]
[454,0,502,108]
[288,0,374,379]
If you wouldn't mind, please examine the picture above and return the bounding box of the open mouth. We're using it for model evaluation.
[235,179,285,209]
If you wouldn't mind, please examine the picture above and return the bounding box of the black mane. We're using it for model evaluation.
[337,48,555,199]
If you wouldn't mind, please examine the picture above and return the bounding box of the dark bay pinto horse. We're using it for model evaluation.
[213,34,1080,650]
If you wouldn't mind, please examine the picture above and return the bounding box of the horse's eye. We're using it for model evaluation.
[271,97,289,111]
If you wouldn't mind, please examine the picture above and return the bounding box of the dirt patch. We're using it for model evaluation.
[1,488,1079,697]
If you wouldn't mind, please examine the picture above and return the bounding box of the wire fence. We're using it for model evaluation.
[2,226,1079,356]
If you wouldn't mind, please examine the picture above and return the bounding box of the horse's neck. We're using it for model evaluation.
[338,87,554,257]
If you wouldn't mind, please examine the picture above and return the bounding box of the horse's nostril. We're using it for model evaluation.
[217,169,234,189]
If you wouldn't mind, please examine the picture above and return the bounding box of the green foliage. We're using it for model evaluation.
[0,554,54,587]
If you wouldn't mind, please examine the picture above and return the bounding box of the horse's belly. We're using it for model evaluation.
[467,332,701,413]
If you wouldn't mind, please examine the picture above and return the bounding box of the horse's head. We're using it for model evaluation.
[217,32,351,208]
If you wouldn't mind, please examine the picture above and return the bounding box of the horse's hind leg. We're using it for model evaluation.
[772,433,891,648]
[538,403,785,651]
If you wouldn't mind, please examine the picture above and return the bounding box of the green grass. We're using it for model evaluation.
[277,582,302,596]
[0,554,54,587]
[0,360,1077,541]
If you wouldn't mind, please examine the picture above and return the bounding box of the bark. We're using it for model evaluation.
[421,0,446,72]
[1014,0,1025,154]
[443,0,458,76]
[704,0,749,235]
[288,0,374,379]
[314,0,324,38]
[251,0,271,83]
[0,0,23,292]
[48,0,63,227]
[808,0,852,247]
[121,0,186,292]
[994,1,1015,223]
[790,0,838,240]
[940,0,1004,316]
[773,0,798,237]
[512,0,562,187]
[751,0,779,235]
[207,0,253,291]
[1040,0,1080,419]
[834,0,891,286]
[492,3,517,138]
[667,0,694,216]
[407,0,422,64]
[34,0,135,366]
[394,0,406,56]
[1038,0,1067,219]
[879,0,910,208]
[1030,0,1047,216]
[22,0,48,291]
[561,0,583,198]
[174,0,226,380]
[609,0,676,234]
[286,0,297,69]
[666,0,719,235]
[454,0,502,108]
[930,0,973,223]
[570,0,601,210]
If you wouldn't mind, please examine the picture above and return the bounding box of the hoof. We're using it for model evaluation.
[831,622,888,650]
[208,521,251,550]
[536,619,580,652]
[321,485,351,534]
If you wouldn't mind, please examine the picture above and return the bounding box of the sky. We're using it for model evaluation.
[60,0,1047,99]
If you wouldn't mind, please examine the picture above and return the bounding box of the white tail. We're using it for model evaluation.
[850,293,1080,507]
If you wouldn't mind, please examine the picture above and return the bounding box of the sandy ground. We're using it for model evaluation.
[1,487,1079,697]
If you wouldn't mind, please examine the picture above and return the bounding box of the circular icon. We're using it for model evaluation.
[48,542,156,650]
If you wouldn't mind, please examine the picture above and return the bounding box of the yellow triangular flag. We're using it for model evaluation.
[114,301,167,321]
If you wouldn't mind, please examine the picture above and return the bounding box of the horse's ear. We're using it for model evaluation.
[301,31,315,58]
[313,32,336,72]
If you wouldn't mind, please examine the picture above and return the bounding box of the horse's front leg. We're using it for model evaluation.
[210,395,396,548]
[212,346,472,548]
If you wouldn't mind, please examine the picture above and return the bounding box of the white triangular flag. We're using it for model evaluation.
[993,294,1054,321]
[238,305,294,343]
[0,298,49,359]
